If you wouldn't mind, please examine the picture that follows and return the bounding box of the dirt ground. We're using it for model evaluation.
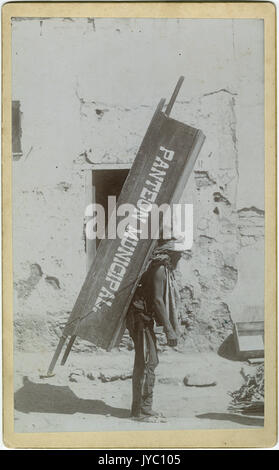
[14,348,264,433]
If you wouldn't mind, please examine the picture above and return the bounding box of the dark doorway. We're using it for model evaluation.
[93,169,129,249]
[86,168,130,270]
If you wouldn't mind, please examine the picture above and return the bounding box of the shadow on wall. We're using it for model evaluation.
[217,334,239,361]
[14,377,130,418]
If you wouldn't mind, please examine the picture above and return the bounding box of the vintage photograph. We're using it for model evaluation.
[4,7,275,445]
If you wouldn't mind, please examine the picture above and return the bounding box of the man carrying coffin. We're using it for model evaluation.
[126,235,186,422]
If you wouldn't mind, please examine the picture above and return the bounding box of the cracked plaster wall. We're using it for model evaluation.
[12,18,264,352]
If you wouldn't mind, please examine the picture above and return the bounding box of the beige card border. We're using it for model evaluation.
[2,2,277,449]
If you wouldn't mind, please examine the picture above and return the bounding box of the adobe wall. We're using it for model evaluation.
[12,18,264,352]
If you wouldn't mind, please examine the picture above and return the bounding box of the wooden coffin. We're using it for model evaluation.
[62,100,205,351]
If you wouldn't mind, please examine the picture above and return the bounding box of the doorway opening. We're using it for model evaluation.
[86,168,130,270]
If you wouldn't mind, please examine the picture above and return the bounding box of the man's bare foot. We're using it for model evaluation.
[131,414,167,423]
[140,409,166,418]
[131,409,167,422]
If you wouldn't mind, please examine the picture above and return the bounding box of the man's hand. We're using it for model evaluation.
[165,328,178,347]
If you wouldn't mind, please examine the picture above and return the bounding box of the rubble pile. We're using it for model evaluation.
[228,364,264,415]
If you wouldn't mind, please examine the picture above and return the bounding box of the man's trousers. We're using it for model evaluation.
[129,317,159,417]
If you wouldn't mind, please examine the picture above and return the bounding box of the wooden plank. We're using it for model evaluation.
[47,335,67,375]
[233,322,264,359]
[165,76,184,116]
[63,99,205,350]
[60,336,77,365]
[90,164,132,170]
[235,321,264,332]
